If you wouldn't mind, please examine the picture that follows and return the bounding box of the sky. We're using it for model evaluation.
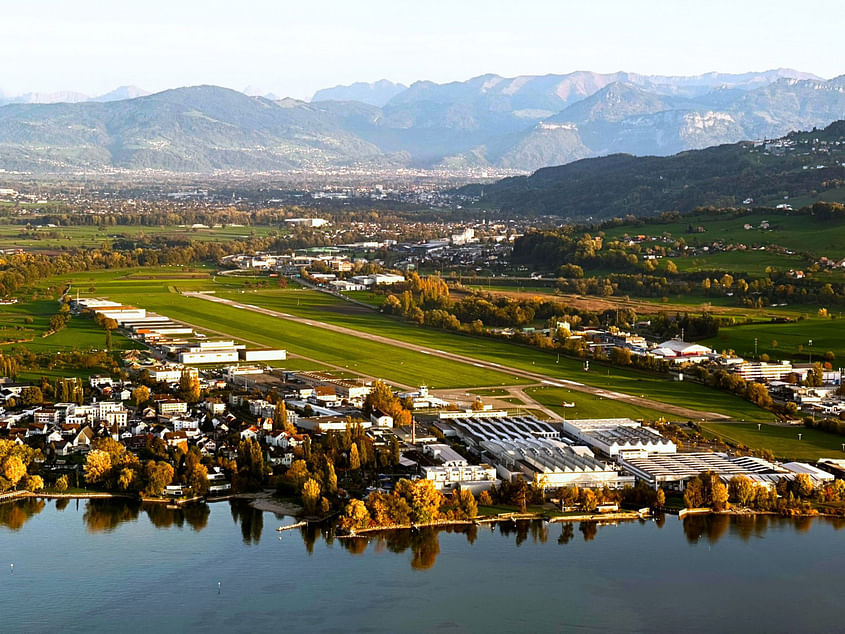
[2,0,843,100]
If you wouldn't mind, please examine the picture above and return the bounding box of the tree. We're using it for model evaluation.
[728,475,753,507]
[54,474,68,493]
[339,499,371,532]
[579,488,598,512]
[349,443,361,471]
[236,438,265,492]
[3,456,26,488]
[84,450,112,484]
[794,473,814,498]
[179,370,201,403]
[132,385,150,406]
[145,461,174,497]
[711,480,729,511]
[395,478,442,524]
[20,386,44,406]
[323,459,338,495]
[683,478,705,508]
[655,488,666,509]
[185,450,209,496]
[478,490,493,506]
[117,468,136,492]
[273,401,287,431]
[286,460,310,488]
[24,475,44,492]
[302,478,321,514]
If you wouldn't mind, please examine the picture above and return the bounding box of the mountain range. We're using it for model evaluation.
[0,69,844,173]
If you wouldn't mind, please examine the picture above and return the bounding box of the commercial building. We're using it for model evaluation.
[420,443,498,493]
[731,360,794,382]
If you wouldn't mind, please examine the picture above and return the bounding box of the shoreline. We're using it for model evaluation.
[339,510,649,537]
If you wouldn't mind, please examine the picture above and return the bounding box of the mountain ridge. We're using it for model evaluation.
[0,69,843,173]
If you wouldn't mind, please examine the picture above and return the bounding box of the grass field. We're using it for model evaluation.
[701,422,845,461]
[668,250,808,277]
[52,270,523,389]
[0,223,280,251]
[603,210,845,259]
[701,318,845,362]
[525,386,674,421]
[1,298,140,355]
[216,286,775,421]
[18,266,777,419]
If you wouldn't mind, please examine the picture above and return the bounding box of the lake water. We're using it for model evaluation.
[1,498,843,633]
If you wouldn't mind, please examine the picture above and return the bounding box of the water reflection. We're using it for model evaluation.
[0,498,45,531]
[229,500,264,544]
[4,499,845,572]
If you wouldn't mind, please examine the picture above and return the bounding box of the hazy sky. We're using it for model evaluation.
[2,0,842,99]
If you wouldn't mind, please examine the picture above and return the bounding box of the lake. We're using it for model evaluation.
[1,498,843,633]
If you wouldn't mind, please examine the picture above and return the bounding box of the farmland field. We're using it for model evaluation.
[701,318,845,362]
[602,210,845,259]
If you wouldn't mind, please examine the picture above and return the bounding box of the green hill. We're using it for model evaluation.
[465,120,845,218]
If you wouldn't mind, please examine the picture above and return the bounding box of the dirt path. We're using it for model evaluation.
[183,291,730,421]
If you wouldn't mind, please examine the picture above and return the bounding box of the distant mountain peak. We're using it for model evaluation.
[91,85,150,102]
[311,80,407,107]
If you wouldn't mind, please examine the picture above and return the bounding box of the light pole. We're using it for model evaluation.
[809,339,813,365]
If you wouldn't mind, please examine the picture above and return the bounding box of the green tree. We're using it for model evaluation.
[20,386,44,406]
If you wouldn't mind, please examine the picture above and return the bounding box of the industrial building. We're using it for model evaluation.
[239,349,287,362]
[618,453,807,489]
[480,437,630,489]
[295,371,372,400]
[561,418,677,457]
[449,415,559,444]
[177,340,245,364]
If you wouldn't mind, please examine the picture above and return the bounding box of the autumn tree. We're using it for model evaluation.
[3,455,26,488]
[84,450,112,485]
[179,370,201,403]
[132,385,150,406]
[728,475,754,507]
[339,499,371,532]
[349,443,361,471]
[286,459,310,488]
[302,478,321,514]
[145,461,174,497]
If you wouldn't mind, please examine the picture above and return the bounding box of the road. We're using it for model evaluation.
[182,290,731,421]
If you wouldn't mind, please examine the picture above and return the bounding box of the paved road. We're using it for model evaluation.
[183,291,731,421]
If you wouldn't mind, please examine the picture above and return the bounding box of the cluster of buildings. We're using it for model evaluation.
[419,413,836,495]
[72,297,286,365]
